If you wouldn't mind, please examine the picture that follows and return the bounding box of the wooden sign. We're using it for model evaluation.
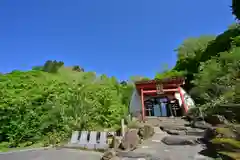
[156,84,163,94]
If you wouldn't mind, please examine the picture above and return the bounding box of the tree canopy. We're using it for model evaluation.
[232,0,240,20]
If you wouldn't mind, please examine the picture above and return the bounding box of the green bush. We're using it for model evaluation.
[0,69,133,147]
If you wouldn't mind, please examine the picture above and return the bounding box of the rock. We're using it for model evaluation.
[128,120,142,129]
[235,125,240,134]
[191,120,212,130]
[183,107,203,122]
[101,149,116,160]
[202,127,217,143]
[109,156,121,160]
[120,129,140,151]
[205,115,229,126]
[194,154,211,160]
[111,136,122,149]
[161,136,199,145]
[165,129,186,135]
[160,125,187,131]
[185,128,205,137]
[182,115,204,122]
[215,127,238,139]
[116,151,151,159]
[181,115,193,122]
[202,126,239,144]
[233,125,240,140]
[138,124,155,140]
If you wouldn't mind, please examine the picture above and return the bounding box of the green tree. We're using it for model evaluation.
[72,65,84,72]
[42,60,64,73]
[130,76,150,83]
[174,36,216,90]
[32,66,43,71]
[232,0,240,20]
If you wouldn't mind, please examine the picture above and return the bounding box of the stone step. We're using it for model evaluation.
[145,117,188,127]
[153,127,165,134]
[145,117,187,123]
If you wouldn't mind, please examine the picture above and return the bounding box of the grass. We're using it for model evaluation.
[218,151,240,160]
[0,142,47,153]
[211,138,240,149]
[212,126,240,160]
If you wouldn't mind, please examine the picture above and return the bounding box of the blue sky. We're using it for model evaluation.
[0,0,235,80]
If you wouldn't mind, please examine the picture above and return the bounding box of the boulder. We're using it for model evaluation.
[101,149,116,160]
[183,107,203,122]
[138,124,155,140]
[120,129,140,151]
[202,127,217,143]
[191,120,212,130]
[111,136,122,149]
[202,126,239,144]
[205,115,229,126]
[161,136,199,145]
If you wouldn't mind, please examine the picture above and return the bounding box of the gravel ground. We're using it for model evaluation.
[0,148,103,160]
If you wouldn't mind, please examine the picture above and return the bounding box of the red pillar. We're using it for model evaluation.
[177,87,188,113]
[140,88,145,121]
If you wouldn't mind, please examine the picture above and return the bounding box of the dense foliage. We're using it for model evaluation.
[232,0,240,20]
[0,66,133,147]
[154,24,240,121]
[153,1,240,121]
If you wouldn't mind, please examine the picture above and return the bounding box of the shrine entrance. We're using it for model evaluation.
[144,97,181,117]
[133,77,189,120]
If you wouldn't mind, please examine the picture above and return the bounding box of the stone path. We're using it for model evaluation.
[118,127,212,160]
[0,128,213,160]
[0,148,103,160]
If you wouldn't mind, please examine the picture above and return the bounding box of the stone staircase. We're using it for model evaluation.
[119,125,210,160]
[145,116,187,127]
[145,116,206,137]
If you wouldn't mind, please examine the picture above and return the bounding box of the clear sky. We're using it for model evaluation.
[0,0,235,80]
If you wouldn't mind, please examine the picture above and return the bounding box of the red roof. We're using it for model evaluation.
[135,77,185,85]
[134,77,185,94]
